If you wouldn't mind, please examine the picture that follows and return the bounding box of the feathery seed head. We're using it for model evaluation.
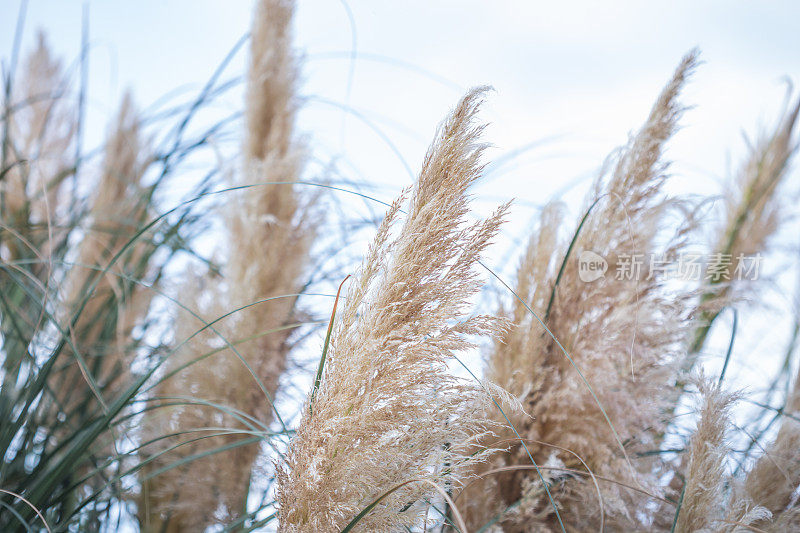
[276,87,508,532]
[468,52,698,531]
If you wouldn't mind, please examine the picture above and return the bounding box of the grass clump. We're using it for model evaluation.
[1,1,800,532]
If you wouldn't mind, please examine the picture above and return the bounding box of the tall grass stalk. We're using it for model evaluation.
[139,0,319,530]
[276,87,508,532]
[461,52,698,532]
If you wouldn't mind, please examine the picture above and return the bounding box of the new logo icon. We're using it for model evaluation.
[578,250,607,282]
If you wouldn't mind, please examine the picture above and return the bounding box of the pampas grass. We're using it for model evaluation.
[743,364,800,528]
[460,52,698,532]
[3,3,800,532]
[56,93,152,419]
[0,25,197,532]
[139,0,317,529]
[1,31,75,252]
[688,96,800,360]
[673,379,741,533]
[275,87,507,532]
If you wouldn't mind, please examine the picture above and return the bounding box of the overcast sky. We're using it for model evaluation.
[3,0,800,446]
[3,1,799,201]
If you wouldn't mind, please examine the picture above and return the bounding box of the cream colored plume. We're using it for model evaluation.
[276,87,507,532]
[463,52,698,531]
[140,0,317,529]
[689,96,799,356]
[674,380,741,533]
[1,31,76,271]
[55,93,151,417]
[742,364,800,529]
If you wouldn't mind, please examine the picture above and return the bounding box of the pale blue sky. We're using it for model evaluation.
[3,1,799,198]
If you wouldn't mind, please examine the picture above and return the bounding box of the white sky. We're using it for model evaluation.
[3,1,799,196]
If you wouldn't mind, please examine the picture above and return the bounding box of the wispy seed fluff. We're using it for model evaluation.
[1,31,76,270]
[464,52,698,531]
[689,96,799,356]
[276,88,508,532]
[743,364,800,529]
[141,0,316,529]
[674,380,744,533]
[57,93,151,417]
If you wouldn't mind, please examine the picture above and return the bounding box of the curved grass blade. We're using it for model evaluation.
[309,275,350,415]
